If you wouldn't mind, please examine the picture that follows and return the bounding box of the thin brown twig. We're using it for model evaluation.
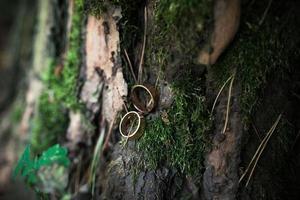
[124,49,137,83]
[138,6,147,83]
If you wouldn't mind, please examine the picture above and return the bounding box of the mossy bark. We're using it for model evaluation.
[2,0,300,199]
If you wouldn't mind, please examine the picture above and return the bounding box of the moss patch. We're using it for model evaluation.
[212,0,299,124]
[31,91,69,153]
[85,0,113,16]
[31,2,84,152]
[146,0,212,76]
[137,70,211,176]
[49,1,84,110]
[10,99,26,124]
[133,0,213,176]
[85,0,213,177]
[154,0,212,31]
[85,0,140,17]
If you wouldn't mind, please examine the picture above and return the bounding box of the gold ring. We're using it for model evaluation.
[131,84,158,114]
[119,111,145,140]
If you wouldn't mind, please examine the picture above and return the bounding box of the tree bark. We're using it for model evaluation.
[1,0,300,199]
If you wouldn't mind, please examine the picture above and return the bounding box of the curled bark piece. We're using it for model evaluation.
[198,0,240,65]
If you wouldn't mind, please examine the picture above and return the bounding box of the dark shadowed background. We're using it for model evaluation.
[0,0,36,199]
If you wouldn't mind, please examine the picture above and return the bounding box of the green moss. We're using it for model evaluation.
[155,0,212,31]
[212,27,281,122]
[75,0,84,9]
[85,0,213,177]
[85,0,123,16]
[10,100,26,124]
[31,92,69,153]
[86,0,213,83]
[138,70,211,176]
[212,0,298,124]
[31,2,84,152]
[113,0,212,177]
[144,0,213,84]
[41,1,83,110]
[52,2,83,110]
[85,0,108,16]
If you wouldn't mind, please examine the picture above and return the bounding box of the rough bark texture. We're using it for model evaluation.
[21,0,65,134]
[203,77,242,200]
[66,6,127,152]
[0,0,37,198]
[81,8,127,119]
[98,2,181,199]
[1,0,300,199]
[0,0,37,184]
[101,143,178,200]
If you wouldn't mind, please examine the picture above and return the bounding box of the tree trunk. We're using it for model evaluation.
[1,0,300,199]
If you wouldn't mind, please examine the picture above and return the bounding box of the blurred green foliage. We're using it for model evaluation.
[13,144,70,187]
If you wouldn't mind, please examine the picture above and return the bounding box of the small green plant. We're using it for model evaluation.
[13,144,70,191]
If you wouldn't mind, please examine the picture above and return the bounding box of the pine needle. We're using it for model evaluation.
[211,74,233,115]
[239,114,282,186]
[259,0,273,26]
[137,6,147,83]
[124,49,137,83]
[245,114,281,186]
[222,72,235,134]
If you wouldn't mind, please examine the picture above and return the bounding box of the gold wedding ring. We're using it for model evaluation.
[119,111,145,140]
[131,84,158,114]
[119,84,158,140]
